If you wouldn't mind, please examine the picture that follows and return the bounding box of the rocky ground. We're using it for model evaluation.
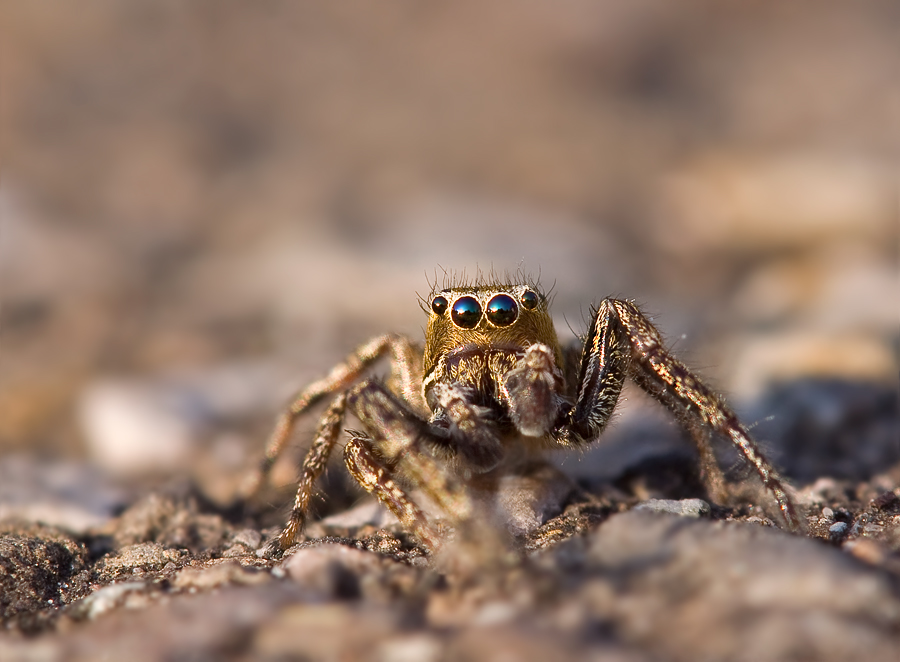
[2,1,897,660]
[1,376,898,661]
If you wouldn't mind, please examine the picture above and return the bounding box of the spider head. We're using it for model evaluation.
[422,283,562,406]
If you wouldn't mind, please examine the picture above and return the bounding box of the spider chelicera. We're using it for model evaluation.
[245,277,799,554]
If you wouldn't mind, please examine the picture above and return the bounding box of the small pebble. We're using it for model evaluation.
[822,507,834,519]
[74,582,148,620]
[844,539,887,565]
[377,634,441,662]
[634,498,711,518]
[173,560,270,590]
[829,521,849,539]
[870,491,899,511]
[231,529,263,550]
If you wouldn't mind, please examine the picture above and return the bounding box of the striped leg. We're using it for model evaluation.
[241,334,419,499]
[607,298,800,530]
[275,393,348,551]
[343,433,442,553]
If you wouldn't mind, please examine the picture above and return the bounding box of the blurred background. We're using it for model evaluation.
[1,1,897,523]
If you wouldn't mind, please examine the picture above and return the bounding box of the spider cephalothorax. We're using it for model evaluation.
[245,276,799,554]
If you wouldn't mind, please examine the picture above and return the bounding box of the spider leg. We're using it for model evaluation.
[274,393,348,551]
[241,333,416,499]
[605,298,800,530]
[683,416,729,504]
[343,433,442,552]
[501,344,566,437]
[388,336,428,414]
[553,300,631,444]
[348,381,474,522]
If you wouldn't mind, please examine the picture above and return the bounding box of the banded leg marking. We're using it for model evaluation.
[343,434,442,552]
[608,299,799,530]
[242,334,416,499]
[276,393,348,550]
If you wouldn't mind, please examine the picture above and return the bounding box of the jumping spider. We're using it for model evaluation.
[246,277,799,554]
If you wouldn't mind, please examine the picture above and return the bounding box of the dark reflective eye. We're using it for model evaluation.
[431,295,448,316]
[521,290,539,310]
[451,296,482,329]
[486,294,518,327]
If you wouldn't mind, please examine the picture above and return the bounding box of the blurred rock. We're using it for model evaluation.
[634,498,710,517]
[282,543,387,599]
[109,488,230,551]
[314,499,398,531]
[730,248,897,332]
[750,378,899,483]
[71,582,149,621]
[0,456,129,532]
[725,332,895,398]
[172,560,270,591]
[77,361,296,476]
[0,523,89,630]
[656,153,892,255]
[551,510,900,662]
[78,381,199,476]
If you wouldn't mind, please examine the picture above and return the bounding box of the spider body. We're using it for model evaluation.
[422,283,564,460]
[247,277,799,554]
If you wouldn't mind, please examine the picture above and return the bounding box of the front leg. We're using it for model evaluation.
[560,298,800,530]
[501,344,566,437]
[614,299,799,529]
[348,381,481,521]
[343,433,442,552]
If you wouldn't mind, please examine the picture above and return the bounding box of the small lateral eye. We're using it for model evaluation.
[486,294,518,327]
[520,290,539,310]
[431,295,448,316]
[451,296,482,329]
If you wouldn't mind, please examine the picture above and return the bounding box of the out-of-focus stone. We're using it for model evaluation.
[172,560,270,590]
[0,523,89,626]
[656,154,892,254]
[634,498,710,517]
[78,381,198,476]
[110,488,230,551]
[375,634,443,662]
[77,361,297,477]
[254,602,398,661]
[0,456,129,533]
[749,378,899,483]
[724,332,894,399]
[281,543,386,599]
[71,582,149,620]
[317,499,398,531]
[844,538,888,566]
[563,510,900,662]
[95,543,187,579]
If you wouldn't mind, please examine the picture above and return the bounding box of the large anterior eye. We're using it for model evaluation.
[451,296,482,329]
[486,294,518,326]
[431,295,448,316]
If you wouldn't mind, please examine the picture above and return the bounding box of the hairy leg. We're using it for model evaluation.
[501,343,566,437]
[551,301,631,446]
[348,381,474,521]
[607,298,800,530]
[343,433,442,552]
[275,393,348,551]
[241,334,418,499]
